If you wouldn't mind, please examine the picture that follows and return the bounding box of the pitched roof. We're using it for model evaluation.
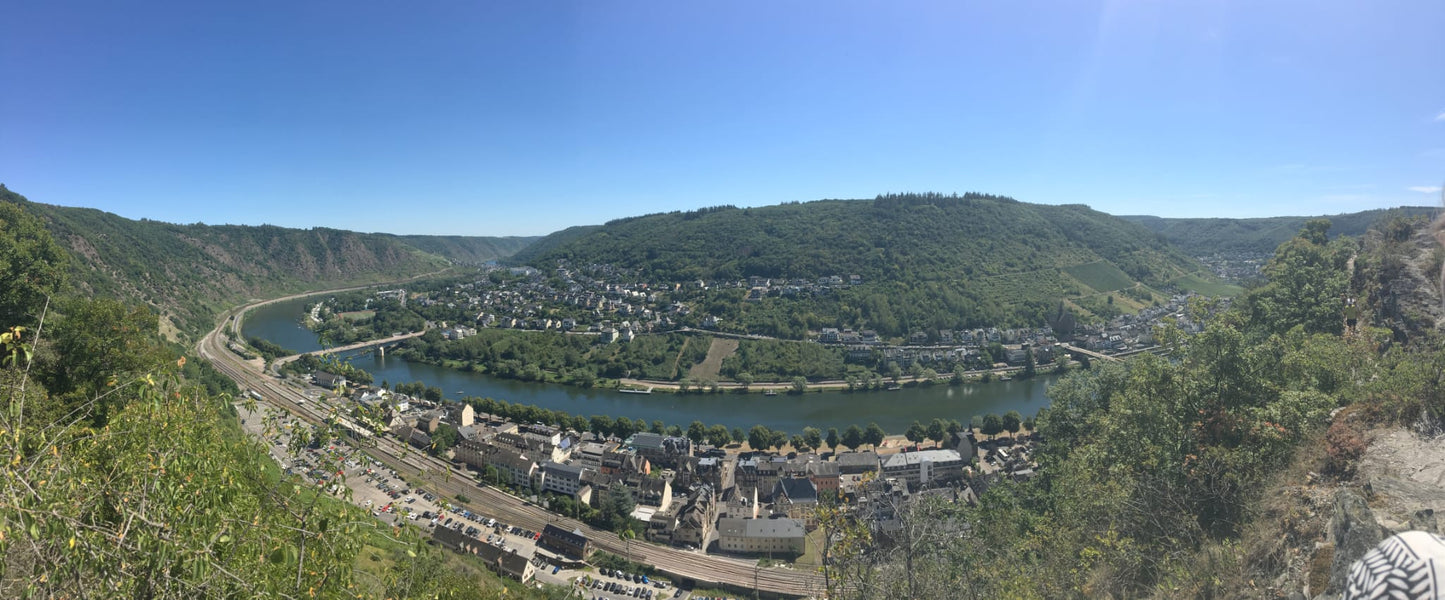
[542,523,588,546]
[543,461,587,479]
[772,478,818,503]
[718,517,805,539]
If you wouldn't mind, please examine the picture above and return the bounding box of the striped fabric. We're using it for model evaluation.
[1344,531,1445,599]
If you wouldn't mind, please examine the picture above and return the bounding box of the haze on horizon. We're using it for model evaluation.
[2,1,1443,237]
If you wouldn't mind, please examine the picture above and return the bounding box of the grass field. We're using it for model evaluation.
[1062,261,1136,292]
[688,338,739,381]
[339,310,376,321]
[1170,273,1244,297]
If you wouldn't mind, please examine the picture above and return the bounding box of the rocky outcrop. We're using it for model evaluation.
[1326,489,1387,596]
[1358,429,1445,535]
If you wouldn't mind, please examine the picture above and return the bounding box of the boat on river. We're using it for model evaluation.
[618,387,652,394]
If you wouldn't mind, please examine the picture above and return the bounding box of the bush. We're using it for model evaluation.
[1323,418,1368,478]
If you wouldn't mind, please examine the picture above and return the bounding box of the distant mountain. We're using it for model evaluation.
[390,234,538,265]
[1121,206,1439,255]
[514,193,1214,328]
[3,185,452,339]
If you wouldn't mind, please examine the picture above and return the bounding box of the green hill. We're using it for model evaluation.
[1121,206,1438,255]
[514,193,1212,329]
[3,184,453,339]
[391,234,538,265]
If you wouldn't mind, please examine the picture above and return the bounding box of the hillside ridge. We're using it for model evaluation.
[1,185,533,339]
[511,193,1209,327]
[1121,206,1439,255]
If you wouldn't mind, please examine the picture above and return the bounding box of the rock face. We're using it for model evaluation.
[1358,429,1445,536]
[1327,490,1386,595]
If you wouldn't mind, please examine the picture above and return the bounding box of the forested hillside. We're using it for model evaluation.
[514,193,1213,327]
[1,185,559,599]
[392,234,538,265]
[1122,206,1438,255]
[3,185,455,338]
[818,216,1445,599]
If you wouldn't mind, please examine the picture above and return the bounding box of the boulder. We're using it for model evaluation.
[1327,489,1385,595]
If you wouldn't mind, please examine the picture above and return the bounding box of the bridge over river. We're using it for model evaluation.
[272,329,426,368]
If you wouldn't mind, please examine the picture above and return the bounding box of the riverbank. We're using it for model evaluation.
[395,345,1066,395]
[618,363,1066,393]
[246,297,1062,433]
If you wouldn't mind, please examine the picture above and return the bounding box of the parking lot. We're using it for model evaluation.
[568,567,684,600]
[235,402,547,556]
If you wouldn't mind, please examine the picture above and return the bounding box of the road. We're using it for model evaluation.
[198,292,825,598]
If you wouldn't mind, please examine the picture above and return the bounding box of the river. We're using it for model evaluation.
[242,297,1058,434]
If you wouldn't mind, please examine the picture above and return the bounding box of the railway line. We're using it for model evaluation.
[198,299,825,598]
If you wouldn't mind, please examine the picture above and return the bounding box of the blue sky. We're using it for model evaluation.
[3,1,1442,236]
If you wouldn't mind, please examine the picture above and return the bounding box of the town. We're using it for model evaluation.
[304,260,1215,389]
[246,364,1044,597]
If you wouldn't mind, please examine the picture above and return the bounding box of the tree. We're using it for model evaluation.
[790,434,805,452]
[613,416,634,439]
[790,376,808,394]
[865,422,886,449]
[748,425,773,451]
[802,427,823,453]
[775,430,792,451]
[926,418,946,446]
[687,420,707,444]
[905,420,926,445]
[666,424,683,437]
[826,427,841,450]
[1243,219,1351,336]
[981,413,1004,440]
[0,197,68,328]
[44,298,166,425]
[429,423,459,455]
[706,424,731,447]
[1002,410,1022,438]
[731,427,746,445]
[736,371,754,390]
[603,483,637,533]
[841,425,864,451]
[590,415,614,438]
[651,420,665,434]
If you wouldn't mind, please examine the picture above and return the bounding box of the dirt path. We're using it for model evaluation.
[668,337,691,380]
[688,338,739,381]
